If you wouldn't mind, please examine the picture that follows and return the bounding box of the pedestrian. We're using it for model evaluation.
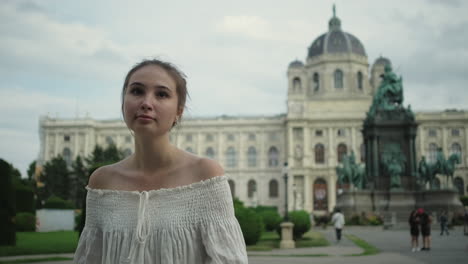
[439,211,449,236]
[419,208,432,251]
[73,59,248,263]
[331,208,345,242]
[408,209,421,252]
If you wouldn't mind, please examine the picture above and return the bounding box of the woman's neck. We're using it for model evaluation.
[132,133,177,173]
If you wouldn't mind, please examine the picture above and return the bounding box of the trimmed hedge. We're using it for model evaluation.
[258,210,282,231]
[234,199,263,245]
[15,212,36,232]
[43,195,74,209]
[15,184,35,214]
[277,210,312,240]
[289,210,311,240]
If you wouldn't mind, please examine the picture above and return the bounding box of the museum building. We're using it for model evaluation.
[37,12,468,215]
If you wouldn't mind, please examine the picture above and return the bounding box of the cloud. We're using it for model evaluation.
[0,1,130,80]
[216,15,271,39]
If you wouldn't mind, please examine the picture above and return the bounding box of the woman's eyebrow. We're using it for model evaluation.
[129,81,145,87]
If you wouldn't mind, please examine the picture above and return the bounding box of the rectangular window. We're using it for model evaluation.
[428,129,437,137]
[315,130,323,137]
[186,134,193,142]
[64,135,70,142]
[337,129,346,137]
[451,129,460,137]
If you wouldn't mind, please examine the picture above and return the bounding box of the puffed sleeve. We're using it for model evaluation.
[200,179,248,264]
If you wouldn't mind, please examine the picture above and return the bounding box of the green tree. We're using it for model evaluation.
[27,160,36,181]
[78,144,125,237]
[0,158,16,245]
[71,156,89,208]
[40,156,70,201]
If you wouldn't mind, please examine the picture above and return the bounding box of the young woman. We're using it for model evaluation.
[73,59,247,263]
[408,209,421,252]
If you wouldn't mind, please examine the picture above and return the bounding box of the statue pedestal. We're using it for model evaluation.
[336,189,464,228]
[279,222,295,249]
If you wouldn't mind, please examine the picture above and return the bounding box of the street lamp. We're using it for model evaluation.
[282,161,289,221]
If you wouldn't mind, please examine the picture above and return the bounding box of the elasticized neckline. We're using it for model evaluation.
[85,175,226,196]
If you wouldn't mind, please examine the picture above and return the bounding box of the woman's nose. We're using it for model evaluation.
[140,96,153,111]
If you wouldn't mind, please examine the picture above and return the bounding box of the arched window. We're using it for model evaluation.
[360,143,365,162]
[205,147,215,159]
[228,179,235,197]
[268,146,279,167]
[313,72,320,91]
[226,147,237,168]
[454,177,464,195]
[450,143,462,159]
[123,148,132,157]
[357,71,363,90]
[62,147,72,167]
[247,146,257,167]
[248,180,257,198]
[337,143,347,163]
[334,69,343,89]
[313,178,328,211]
[314,144,325,164]
[428,143,438,164]
[269,179,279,198]
[293,77,302,92]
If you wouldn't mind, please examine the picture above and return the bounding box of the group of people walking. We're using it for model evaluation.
[409,208,432,252]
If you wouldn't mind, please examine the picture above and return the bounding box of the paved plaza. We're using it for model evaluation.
[1,226,466,264]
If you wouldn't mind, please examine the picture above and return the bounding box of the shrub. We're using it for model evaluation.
[15,184,35,214]
[314,214,330,227]
[451,212,465,226]
[74,210,82,232]
[15,212,36,232]
[43,195,74,209]
[367,214,383,226]
[460,196,468,206]
[234,199,263,245]
[254,205,278,214]
[258,210,282,231]
[347,213,363,225]
[289,210,311,240]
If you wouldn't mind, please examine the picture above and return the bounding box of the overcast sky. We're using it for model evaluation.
[1,0,467,177]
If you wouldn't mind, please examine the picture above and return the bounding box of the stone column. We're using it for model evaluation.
[329,171,336,212]
[465,126,468,165]
[328,127,334,166]
[351,126,357,153]
[442,127,448,155]
[54,132,59,157]
[238,131,244,169]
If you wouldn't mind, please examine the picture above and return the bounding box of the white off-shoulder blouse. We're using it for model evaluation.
[73,175,247,264]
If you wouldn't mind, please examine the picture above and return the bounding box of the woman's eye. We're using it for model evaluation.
[130,87,143,95]
[157,91,169,98]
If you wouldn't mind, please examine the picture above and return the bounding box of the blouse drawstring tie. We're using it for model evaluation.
[126,191,150,263]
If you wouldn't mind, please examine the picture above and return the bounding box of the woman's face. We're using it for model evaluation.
[123,65,182,136]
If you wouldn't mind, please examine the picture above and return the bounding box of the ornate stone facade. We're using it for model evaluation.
[37,12,468,215]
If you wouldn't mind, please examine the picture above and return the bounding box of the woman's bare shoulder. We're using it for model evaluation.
[177,149,224,181]
[87,161,126,189]
[195,157,224,180]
